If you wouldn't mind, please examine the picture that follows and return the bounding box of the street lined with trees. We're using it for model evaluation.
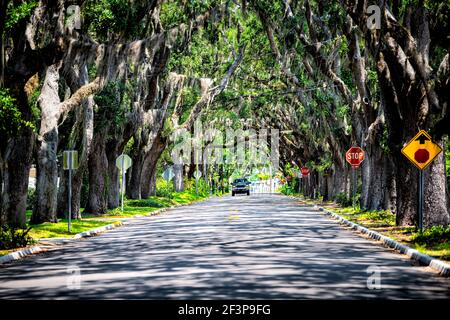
[0,1,449,249]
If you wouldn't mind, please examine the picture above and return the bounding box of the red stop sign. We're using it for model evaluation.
[346,147,365,168]
[414,148,429,163]
[301,166,310,176]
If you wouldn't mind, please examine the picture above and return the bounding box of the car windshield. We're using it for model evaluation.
[234,178,248,184]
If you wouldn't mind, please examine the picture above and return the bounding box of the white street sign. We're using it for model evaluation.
[194,170,202,179]
[116,154,132,172]
[162,166,174,181]
[116,154,132,212]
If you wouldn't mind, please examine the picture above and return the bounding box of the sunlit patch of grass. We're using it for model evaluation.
[411,243,450,261]
[87,190,208,219]
[28,219,117,239]
[0,249,13,256]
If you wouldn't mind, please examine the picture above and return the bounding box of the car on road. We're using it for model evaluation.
[231,178,251,196]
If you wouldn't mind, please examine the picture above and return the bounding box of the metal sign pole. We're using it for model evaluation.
[121,156,125,212]
[195,164,199,195]
[269,165,272,194]
[353,167,356,210]
[418,169,424,233]
[68,152,72,233]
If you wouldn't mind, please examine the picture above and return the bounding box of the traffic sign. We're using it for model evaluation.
[63,150,78,233]
[63,151,79,170]
[162,166,174,181]
[116,154,132,171]
[346,147,365,168]
[401,130,442,170]
[194,170,202,179]
[116,154,132,212]
[301,166,310,176]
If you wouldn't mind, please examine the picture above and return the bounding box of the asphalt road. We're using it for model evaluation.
[0,194,449,299]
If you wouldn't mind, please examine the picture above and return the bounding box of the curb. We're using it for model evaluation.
[0,222,123,265]
[317,206,450,277]
[0,246,46,265]
[73,222,123,239]
[0,196,212,265]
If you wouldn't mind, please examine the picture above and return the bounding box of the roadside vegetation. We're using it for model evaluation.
[0,178,220,256]
[281,186,450,262]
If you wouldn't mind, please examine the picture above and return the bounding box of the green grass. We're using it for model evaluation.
[0,249,11,256]
[332,207,396,227]
[85,190,208,219]
[27,219,119,239]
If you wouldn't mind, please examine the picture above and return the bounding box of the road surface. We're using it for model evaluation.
[0,194,449,299]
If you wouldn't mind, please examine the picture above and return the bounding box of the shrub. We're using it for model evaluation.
[0,225,35,250]
[280,184,292,195]
[335,192,352,207]
[155,178,174,198]
[127,198,167,208]
[413,226,450,245]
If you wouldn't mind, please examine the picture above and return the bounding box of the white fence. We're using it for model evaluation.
[249,179,280,194]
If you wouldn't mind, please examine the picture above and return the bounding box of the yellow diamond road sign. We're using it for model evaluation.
[401,130,442,170]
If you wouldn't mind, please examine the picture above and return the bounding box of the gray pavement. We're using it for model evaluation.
[0,194,449,299]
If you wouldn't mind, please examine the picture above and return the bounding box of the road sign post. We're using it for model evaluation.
[63,150,79,233]
[345,147,365,210]
[301,166,310,198]
[401,130,442,233]
[418,170,424,233]
[116,154,132,212]
[352,167,356,210]
[194,169,202,195]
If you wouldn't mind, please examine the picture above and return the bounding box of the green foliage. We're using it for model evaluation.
[0,88,35,137]
[280,183,293,196]
[413,226,450,245]
[156,178,175,198]
[83,0,139,40]
[4,1,38,34]
[184,177,210,196]
[335,192,352,207]
[26,188,36,211]
[0,225,34,250]
[93,81,130,133]
[126,198,167,208]
[160,0,188,29]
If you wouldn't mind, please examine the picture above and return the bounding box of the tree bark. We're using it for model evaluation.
[2,130,34,228]
[85,131,109,215]
[32,64,61,223]
[141,133,166,198]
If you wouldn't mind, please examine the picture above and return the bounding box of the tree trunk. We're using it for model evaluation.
[32,64,61,223]
[107,152,120,209]
[2,131,34,228]
[127,152,145,199]
[423,141,449,227]
[85,132,108,215]
[141,133,166,198]
[32,131,59,223]
[173,164,184,192]
[360,144,389,211]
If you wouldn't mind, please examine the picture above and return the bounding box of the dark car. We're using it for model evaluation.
[231,178,251,196]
